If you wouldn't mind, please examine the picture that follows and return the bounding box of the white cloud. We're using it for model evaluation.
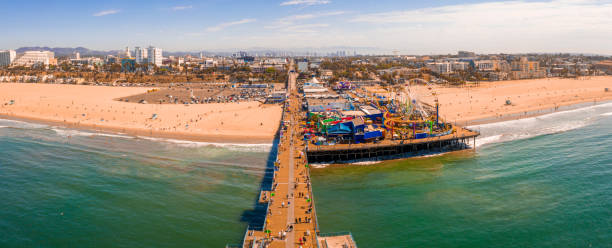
[349,0,612,53]
[206,18,257,32]
[282,23,330,33]
[135,0,612,54]
[93,9,120,17]
[172,5,193,11]
[280,0,330,6]
[287,11,344,21]
[265,11,344,29]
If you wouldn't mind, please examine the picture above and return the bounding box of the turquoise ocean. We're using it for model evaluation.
[1,102,612,247]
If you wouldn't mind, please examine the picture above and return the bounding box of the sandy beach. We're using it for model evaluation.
[416,76,612,125]
[1,77,611,143]
[0,83,282,143]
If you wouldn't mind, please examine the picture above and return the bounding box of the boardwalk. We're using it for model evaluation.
[242,65,323,248]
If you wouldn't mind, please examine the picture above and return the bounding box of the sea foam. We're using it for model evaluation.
[0,118,271,152]
[469,102,612,147]
[0,119,48,129]
[51,128,134,139]
[136,136,273,152]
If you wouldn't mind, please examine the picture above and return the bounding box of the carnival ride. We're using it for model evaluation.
[365,79,453,140]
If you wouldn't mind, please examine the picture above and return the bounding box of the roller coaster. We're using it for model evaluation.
[365,79,453,140]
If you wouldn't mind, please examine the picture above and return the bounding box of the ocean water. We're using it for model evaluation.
[0,120,272,248]
[312,102,612,247]
[2,102,612,248]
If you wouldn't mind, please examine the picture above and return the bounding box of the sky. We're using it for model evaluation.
[1,0,612,54]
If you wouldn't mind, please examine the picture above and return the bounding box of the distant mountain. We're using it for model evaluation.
[15,47,119,57]
[14,46,390,57]
[15,46,205,57]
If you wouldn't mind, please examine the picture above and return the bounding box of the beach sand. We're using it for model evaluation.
[1,77,611,143]
[0,83,282,143]
[415,76,612,125]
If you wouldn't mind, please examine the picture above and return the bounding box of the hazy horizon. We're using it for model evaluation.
[2,0,612,55]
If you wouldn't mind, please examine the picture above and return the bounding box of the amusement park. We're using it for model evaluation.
[302,78,456,145]
[299,77,479,163]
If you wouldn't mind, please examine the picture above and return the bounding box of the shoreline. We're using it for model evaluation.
[420,76,612,126]
[463,98,612,126]
[2,96,611,146]
[1,78,610,146]
[0,83,282,145]
[0,113,275,144]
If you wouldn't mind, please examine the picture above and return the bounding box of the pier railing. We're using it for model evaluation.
[304,152,322,248]
[318,231,353,237]
[307,129,479,152]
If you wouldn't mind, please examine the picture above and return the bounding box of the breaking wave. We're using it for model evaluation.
[135,136,273,153]
[0,118,272,152]
[0,119,48,129]
[469,102,612,147]
[51,128,133,139]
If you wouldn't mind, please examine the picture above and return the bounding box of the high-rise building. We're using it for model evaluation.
[134,47,148,64]
[0,50,17,66]
[147,46,162,66]
[458,51,476,58]
[234,51,248,58]
[451,61,469,71]
[12,51,55,66]
[510,57,544,79]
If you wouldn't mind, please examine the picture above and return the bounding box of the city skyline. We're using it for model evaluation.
[1,0,612,54]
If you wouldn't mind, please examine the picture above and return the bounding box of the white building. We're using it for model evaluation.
[297,61,308,72]
[451,61,469,71]
[0,50,17,66]
[134,47,148,64]
[427,62,451,74]
[320,69,333,80]
[204,59,217,68]
[147,46,162,67]
[475,60,495,72]
[12,51,55,66]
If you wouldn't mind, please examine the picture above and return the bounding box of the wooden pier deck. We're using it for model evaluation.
[241,68,350,248]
